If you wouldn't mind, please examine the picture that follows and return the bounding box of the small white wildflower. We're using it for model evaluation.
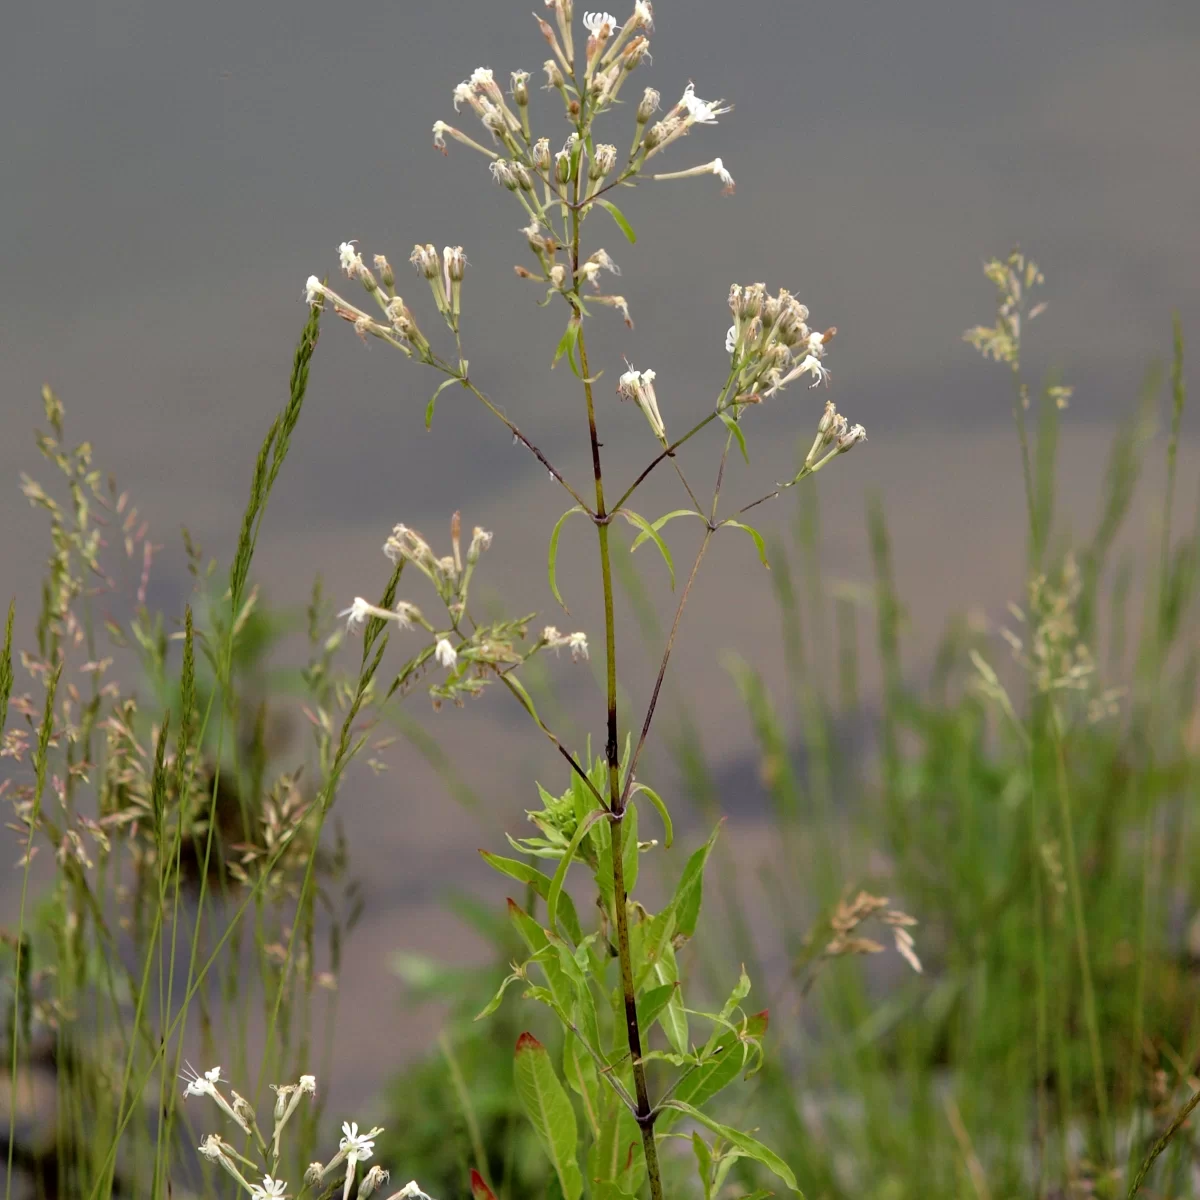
[304,276,326,306]
[490,159,518,189]
[198,1134,225,1161]
[182,1064,222,1099]
[710,157,735,193]
[452,81,474,111]
[432,120,449,151]
[298,1074,317,1094]
[470,67,495,88]
[338,241,365,278]
[567,632,589,661]
[250,1177,288,1199]
[340,1121,377,1162]
[339,598,418,635]
[582,11,620,38]
[725,324,737,354]
[617,365,666,442]
[679,82,730,124]
[305,1163,324,1184]
[797,354,831,388]
[589,248,621,275]
[435,639,458,669]
[631,0,654,28]
[543,625,562,643]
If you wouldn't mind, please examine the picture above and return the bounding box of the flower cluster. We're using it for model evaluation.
[338,515,589,711]
[186,1066,434,1200]
[725,283,837,403]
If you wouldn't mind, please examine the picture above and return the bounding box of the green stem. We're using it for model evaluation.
[572,164,664,1200]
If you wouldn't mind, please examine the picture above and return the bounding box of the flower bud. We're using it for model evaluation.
[837,423,867,453]
[512,162,535,191]
[555,148,573,184]
[410,244,440,280]
[637,87,661,124]
[511,69,530,106]
[532,137,551,170]
[544,58,565,89]
[490,159,519,190]
[589,143,617,180]
[621,35,649,69]
[443,246,467,283]
[373,254,394,290]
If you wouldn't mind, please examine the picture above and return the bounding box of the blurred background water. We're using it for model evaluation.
[2,0,1198,1114]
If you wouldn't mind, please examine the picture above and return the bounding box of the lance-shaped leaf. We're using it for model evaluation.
[595,198,637,243]
[548,505,587,612]
[479,851,584,945]
[469,1170,497,1200]
[659,1100,802,1195]
[548,808,609,933]
[515,1032,584,1200]
[718,409,750,463]
[619,508,675,588]
[723,519,770,569]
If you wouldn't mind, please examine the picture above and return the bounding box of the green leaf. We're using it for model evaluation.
[426,376,460,430]
[548,809,608,936]
[470,1170,498,1200]
[630,782,673,848]
[717,965,753,1026]
[724,519,770,570]
[659,1100,801,1195]
[693,1133,714,1200]
[657,1011,768,1126]
[675,822,721,940]
[636,982,680,1034]
[595,198,637,244]
[479,851,584,945]
[719,409,749,464]
[549,505,586,612]
[649,942,689,1055]
[475,968,524,1020]
[553,319,581,371]
[619,508,675,588]
[515,1032,584,1200]
[564,1033,602,1138]
[630,509,702,553]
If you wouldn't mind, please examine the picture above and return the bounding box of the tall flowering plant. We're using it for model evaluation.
[297,3,869,1197]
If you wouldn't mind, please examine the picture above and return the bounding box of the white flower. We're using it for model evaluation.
[198,1134,225,1161]
[339,1121,377,1162]
[182,1064,222,1099]
[338,241,365,278]
[432,120,449,151]
[543,625,562,643]
[339,598,419,635]
[582,11,620,38]
[452,81,474,110]
[725,325,737,354]
[470,67,495,87]
[710,157,735,193]
[679,82,730,124]
[796,354,831,388]
[589,248,621,275]
[304,276,326,306]
[631,0,654,28]
[298,1074,317,1094]
[435,638,458,669]
[567,632,589,661]
[617,365,666,442]
[250,1177,288,1199]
